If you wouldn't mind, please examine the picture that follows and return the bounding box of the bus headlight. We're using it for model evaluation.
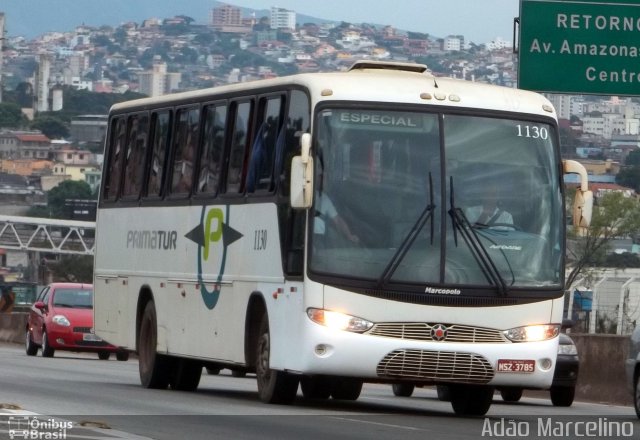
[503,324,560,342]
[307,308,373,333]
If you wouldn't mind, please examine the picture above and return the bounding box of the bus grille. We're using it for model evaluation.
[377,349,494,383]
[367,323,506,343]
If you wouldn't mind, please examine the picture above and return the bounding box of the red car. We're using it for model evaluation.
[25,282,128,361]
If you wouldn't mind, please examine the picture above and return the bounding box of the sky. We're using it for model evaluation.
[2,0,521,45]
[233,0,521,43]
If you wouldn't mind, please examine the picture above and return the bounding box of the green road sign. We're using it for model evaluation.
[518,0,640,95]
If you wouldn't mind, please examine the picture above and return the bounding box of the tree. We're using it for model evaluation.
[616,167,640,192]
[30,115,70,139]
[27,180,94,220]
[625,150,640,166]
[0,102,28,128]
[615,151,640,191]
[566,191,640,288]
[48,255,94,283]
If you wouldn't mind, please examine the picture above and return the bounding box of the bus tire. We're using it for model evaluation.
[206,367,221,375]
[300,376,332,400]
[139,301,171,389]
[170,358,202,391]
[256,315,299,404]
[436,385,451,401]
[331,377,363,400]
[449,384,493,416]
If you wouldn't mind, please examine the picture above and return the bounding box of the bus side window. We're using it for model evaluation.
[122,113,149,199]
[146,111,171,198]
[247,95,284,194]
[226,100,252,194]
[197,103,227,196]
[170,106,199,196]
[103,117,127,201]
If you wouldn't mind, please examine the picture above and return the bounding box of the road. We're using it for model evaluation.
[0,343,637,440]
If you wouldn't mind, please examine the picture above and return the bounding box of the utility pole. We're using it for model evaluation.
[0,12,5,103]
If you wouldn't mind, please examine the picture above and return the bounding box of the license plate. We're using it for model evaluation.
[497,359,535,373]
[83,333,102,342]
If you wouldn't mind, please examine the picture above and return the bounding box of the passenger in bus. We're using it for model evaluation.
[464,184,513,228]
[314,192,360,244]
[175,129,196,193]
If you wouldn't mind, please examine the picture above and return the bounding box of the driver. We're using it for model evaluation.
[465,184,513,228]
[315,192,360,243]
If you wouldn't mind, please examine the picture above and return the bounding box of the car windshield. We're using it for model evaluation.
[309,107,563,292]
[52,289,94,308]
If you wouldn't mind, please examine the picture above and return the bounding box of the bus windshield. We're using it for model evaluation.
[310,107,563,291]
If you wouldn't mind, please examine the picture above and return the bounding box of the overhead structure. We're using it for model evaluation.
[0,215,95,255]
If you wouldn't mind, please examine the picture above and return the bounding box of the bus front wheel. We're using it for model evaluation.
[139,301,172,389]
[300,375,332,400]
[331,377,363,400]
[255,315,299,404]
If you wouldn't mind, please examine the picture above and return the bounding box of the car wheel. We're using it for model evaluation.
[500,387,523,402]
[449,384,494,416]
[98,351,110,360]
[25,329,38,356]
[392,383,415,397]
[256,315,299,404]
[550,385,575,407]
[634,374,640,418]
[41,330,55,358]
[116,350,129,362]
[138,301,172,389]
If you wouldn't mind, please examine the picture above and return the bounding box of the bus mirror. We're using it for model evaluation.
[573,188,593,228]
[290,133,314,209]
[563,160,592,228]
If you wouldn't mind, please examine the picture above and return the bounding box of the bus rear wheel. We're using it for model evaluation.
[449,384,494,416]
[139,301,172,389]
[255,315,299,404]
[170,358,202,391]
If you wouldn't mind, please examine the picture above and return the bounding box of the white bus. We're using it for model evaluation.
[94,61,592,416]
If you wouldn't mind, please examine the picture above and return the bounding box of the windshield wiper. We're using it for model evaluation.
[377,173,435,288]
[448,177,508,296]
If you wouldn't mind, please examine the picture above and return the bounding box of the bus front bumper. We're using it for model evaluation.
[283,318,559,388]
